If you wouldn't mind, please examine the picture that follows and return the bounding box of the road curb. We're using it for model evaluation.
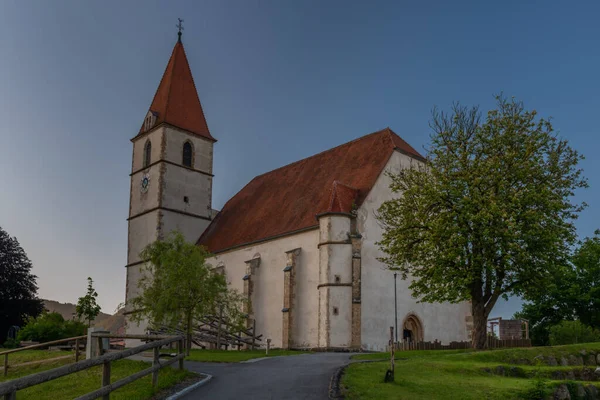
[329,359,390,399]
[165,374,213,400]
[329,363,348,399]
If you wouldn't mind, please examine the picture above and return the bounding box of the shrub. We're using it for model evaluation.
[2,338,20,348]
[549,320,600,345]
[17,312,86,343]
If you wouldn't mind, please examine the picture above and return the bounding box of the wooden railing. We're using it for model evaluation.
[0,334,185,400]
[396,338,531,351]
[0,335,87,377]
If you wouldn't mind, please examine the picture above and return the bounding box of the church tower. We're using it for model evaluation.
[125,31,216,332]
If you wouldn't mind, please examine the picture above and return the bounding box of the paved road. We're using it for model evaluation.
[181,353,352,400]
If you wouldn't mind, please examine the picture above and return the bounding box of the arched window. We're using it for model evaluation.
[143,141,152,168]
[182,141,193,167]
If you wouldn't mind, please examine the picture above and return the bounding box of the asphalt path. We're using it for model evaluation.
[180,353,352,399]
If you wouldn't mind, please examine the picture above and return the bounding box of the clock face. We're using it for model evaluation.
[140,173,150,193]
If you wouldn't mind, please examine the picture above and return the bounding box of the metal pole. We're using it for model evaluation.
[394,272,398,345]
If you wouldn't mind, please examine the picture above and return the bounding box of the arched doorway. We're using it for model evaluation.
[402,313,424,343]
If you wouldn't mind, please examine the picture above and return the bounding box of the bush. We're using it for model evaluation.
[2,338,20,348]
[17,312,86,343]
[549,320,600,345]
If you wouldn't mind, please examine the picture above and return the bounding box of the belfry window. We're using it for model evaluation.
[143,141,152,168]
[182,141,193,167]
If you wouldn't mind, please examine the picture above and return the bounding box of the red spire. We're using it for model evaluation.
[138,40,215,141]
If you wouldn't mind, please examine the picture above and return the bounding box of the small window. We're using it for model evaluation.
[182,142,193,167]
[333,307,339,316]
[143,141,152,168]
[335,275,341,283]
[183,196,189,203]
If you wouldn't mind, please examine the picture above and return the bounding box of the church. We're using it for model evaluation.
[124,33,471,351]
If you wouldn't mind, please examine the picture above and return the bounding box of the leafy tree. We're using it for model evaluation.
[76,277,101,327]
[549,320,599,345]
[516,230,600,345]
[377,96,587,349]
[130,232,245,354]
[0,226,44,343]
[17,312,86,342]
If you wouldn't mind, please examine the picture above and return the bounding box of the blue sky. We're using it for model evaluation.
[1,1,598,318]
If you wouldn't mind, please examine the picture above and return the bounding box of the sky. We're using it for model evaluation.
[1,1,599,319]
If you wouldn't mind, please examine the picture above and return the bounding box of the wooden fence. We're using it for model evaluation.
[396,338,531,351]
[150,315,262,350]
[0,335,87,377]
[0,334,185,400]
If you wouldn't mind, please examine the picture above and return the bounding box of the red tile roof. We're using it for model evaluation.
[197,128,423,253]
[137,40,215,141]
[323,181,359,214]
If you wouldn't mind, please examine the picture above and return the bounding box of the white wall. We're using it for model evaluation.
[209,228,320,348]
[357,150,471,351]
[163,126,214,174]
[161,164,212,218]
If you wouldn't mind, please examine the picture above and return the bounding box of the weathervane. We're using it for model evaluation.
[177,18,184,42]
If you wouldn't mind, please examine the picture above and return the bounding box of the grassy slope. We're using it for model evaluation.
[186,349,308,362]
[1,349,77,365]
[0,351,193,400]
[343,343,600,400]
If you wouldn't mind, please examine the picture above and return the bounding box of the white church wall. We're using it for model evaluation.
[357,150,471,351]
[328,287,352,347]
[130,127,163,218]
[161,164,212,218]
[163,126,214,175]
[209,228,320,348]
[132,127,164,172]
[161,210,211,245]
[127,211,159,266]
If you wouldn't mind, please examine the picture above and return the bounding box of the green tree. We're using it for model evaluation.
[549,320,600,345]
[377,96,587,349]
[516,230,600,345]
[76,277,101,327]
[130,232,245,354]
[0,225,44,343]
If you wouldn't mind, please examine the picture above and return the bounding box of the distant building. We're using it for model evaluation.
[124,33,471,351]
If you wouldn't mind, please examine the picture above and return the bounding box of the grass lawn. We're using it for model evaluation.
[342,343,600,400]
[1,349,77,366]
[186,348,309,362]
[0,351,194,400]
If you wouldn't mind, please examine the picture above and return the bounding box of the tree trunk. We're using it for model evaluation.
[471,301,488,350]
[186,312,193,356]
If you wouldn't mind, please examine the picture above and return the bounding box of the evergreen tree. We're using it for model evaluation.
[0,226,44,343]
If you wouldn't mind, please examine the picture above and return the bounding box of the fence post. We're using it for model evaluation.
[251,320,256,351]
[3,353,7,377]
[75,338,80,362]
[102,361,111,400]
[217,306,223,350]
[266,338,271,356]
[4,391,16,400]
[177,339,184,370]
[97,336,104,358]
[152,347,159,388]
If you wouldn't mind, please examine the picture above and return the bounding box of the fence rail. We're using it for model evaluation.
[0,335,87,377]
[396,338,531,351]
[0,334,185,400]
